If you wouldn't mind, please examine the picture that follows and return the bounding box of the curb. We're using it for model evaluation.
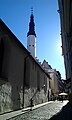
[0,101,53,120]
[31,101,53,110]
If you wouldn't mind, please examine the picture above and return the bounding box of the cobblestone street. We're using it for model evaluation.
[9,100,68,120]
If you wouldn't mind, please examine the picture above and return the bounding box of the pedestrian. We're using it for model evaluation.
[30,98,34,110]
[61,96,63,102]
[30,98,34,106]
[49,93,72,120]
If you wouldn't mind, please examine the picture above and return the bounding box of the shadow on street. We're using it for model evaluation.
[49,101,72,120]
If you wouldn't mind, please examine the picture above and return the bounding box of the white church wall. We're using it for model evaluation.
[27,35,36,57]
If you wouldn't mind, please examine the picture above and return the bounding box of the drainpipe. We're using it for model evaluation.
[22,55,29,108]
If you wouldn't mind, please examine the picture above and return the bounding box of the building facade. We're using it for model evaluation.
[42,60,62,99]
[57,71,64,93]
[58,0,72,93]
[0,19,50,114]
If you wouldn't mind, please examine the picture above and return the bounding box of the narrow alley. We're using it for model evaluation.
[8,100,68,120]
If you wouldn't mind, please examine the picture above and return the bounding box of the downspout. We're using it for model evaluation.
[22,55,29,108]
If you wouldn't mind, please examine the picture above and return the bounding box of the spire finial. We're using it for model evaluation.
[27,7,36,37]
[31,7,33,14]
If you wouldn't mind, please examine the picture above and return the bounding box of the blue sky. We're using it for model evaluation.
[0,0,65,79]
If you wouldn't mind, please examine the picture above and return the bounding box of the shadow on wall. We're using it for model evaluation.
[0,79,12,114]
[11,85,21,110]
[0,78,22,114]
[0,36,22,112]
[0,78,7,86]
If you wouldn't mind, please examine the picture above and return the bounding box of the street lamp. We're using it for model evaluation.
[42,84,45,88]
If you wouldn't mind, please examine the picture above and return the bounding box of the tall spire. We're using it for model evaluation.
[27,8,36,37]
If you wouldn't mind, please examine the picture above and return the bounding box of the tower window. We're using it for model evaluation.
[29,45,31,46]
[32,45,34,47]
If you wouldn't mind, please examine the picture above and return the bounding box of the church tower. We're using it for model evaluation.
[27,8,36,58]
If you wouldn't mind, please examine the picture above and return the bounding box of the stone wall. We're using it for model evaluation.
[0,80,12,114]
[0,80,48,114]
[22,88,48,107]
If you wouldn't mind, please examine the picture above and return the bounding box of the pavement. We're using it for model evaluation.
[0,101,53,120]
[49,100,72,120]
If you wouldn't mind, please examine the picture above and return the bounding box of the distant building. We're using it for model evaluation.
[42,59,52,70]
[56,71,64,93]
[42,60,62,98]
[48,69,59,96]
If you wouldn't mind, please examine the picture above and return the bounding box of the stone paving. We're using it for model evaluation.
[8,100,68,120]
[0,101,53,120]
